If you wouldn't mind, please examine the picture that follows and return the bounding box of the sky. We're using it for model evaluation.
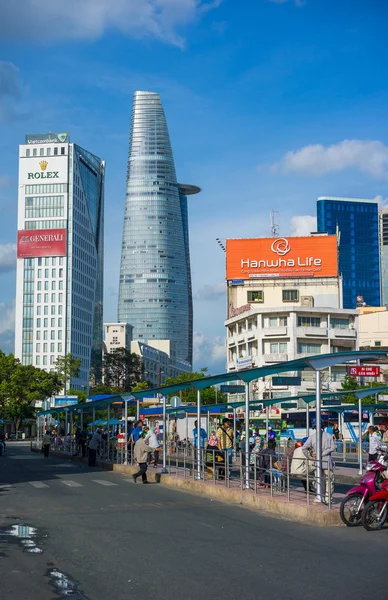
[1,0,388,373]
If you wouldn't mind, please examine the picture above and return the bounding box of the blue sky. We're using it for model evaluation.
[1,0,388,371]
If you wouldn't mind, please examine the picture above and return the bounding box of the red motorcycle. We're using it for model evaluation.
[362,480,388,531]
[340,460,388,527]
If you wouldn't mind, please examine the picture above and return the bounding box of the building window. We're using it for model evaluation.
[58,343,62,352]
[36,356,40,365]
[61,147,65,155]
[36,318,41,327]
[331,318,349,329]
[26,149,30,157]
[58,331,62,340]
[50,343,55,351]
[44,306,48,315]
[43,356,47,365]
[375,341,382,347]
[36,331,40,340]
[247,290,264,303]
[33,148,37,156]
[44,330,48,340]
[297,316,321,327]
[283,290,299,302]
[37,306,41,315]
[269,342,287,354]
[298,342,321,354]
[36,343,40,352]
[43,343,48,352]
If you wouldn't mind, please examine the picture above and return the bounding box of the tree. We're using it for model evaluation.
[3,361,63,433]
[132,380,149,393]
[55,353,82,392]
[341,375,382,405]
[67,388,88,404]
[102,348,143,392]
[163,372,226,406]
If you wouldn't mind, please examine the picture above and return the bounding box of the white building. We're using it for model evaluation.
[225,234,358,401]
[130,340,191,386]
[103,323,133,353]
[15,132,105,390]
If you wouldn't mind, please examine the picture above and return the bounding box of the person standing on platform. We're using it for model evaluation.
[217,418,234,476]
[42,431,52,458]
[88,428,102,467]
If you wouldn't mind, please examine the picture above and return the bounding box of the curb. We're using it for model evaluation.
[37,448,342,526]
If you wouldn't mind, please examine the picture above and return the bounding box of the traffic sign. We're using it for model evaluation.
[347,366,380,377]
[170,396,180,408]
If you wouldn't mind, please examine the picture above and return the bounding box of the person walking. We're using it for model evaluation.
[42,431,52,458]
[216,418,234,476]
[88,428,102,467]
[193,420,207,450]
[144,425,160,468]
[302,419,335,503]
[133,430,154,484]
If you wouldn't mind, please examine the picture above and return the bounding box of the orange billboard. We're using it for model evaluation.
[226,235,338,280]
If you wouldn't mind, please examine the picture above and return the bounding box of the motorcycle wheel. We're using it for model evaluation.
[362,500,388,531]
[340,493,364,527]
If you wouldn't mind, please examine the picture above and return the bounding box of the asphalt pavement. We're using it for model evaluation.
[0,442,387,600]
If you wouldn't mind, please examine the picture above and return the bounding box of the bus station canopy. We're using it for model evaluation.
[37,350,387,418]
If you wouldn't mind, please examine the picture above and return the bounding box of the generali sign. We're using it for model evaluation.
[226,235,338,280]
[17,228,67,258]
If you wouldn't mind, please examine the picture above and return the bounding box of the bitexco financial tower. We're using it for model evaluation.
[118,91,199,367]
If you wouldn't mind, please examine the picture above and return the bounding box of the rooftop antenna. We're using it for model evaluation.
[270,210,279,236]
[216,238,226,253]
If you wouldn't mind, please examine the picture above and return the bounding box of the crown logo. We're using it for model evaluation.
[39,160,48,171]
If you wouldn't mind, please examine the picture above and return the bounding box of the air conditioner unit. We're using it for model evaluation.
[301,296,314,307]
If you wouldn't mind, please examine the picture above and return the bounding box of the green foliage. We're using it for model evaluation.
[54,353,81,390]
[163,372,226,406]
[102,348,143,392]
[132,380,149,392]
[67,388,88,404]
[341,375,382,405]
[0,351,63,431]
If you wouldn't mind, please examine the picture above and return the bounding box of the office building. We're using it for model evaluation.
[130,340,191,387]
[15,132,105,390]
[103,323,133,354]
[118,91,199,367]
[225,234,358,400]
[380,209,388,306]
[317,196,380,308]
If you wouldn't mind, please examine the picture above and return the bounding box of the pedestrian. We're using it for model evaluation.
[255,439,281,485]
[42,431,52,458]
[302,419,335,503]
[248,430,256,450]
[131,420,143,444]
[133,430,154,484]
[364,425,381,462]
[216,418,234,475]
[193,420,207,450]
[268,426,276,441]
[88,428,102,467]
[383,428,388,444]
[290,440,314,492]
[332,423,340,440]
[144,425,160,468]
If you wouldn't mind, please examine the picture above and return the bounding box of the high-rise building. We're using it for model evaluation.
[118,91,199,366]
[317,196,380,308]
[380,209,388,307]
[15,132,105,390]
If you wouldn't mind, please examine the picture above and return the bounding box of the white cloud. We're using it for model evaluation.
[196,281,225,301]
[0,244,16,274]
[289,215,317,236]
[1,0,222,48]
[373,195,388,209]
[0,61,28,122]
[193,330,226,372]
[270,139,388,179]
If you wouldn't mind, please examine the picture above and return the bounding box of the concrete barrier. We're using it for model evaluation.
[34,447,342,526]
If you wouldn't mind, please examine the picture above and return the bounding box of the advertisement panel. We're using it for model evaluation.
[19,155,69,186]
[347,366,381,377]
[226,235,338,280]
[17,228,67,258]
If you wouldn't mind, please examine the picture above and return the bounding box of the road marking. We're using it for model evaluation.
[0,483,13,489]
[61,480,83,488]
[91,479,118,486]
[29,481,49,488]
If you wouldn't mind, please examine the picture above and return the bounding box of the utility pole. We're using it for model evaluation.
[270,210,279,237]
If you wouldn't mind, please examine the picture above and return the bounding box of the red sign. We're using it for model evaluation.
[117,433,126,445]
[17,228,67,258]
[348,366,381,377]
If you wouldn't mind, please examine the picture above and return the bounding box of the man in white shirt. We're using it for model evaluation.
[303,419,335,504]
[366,425,381,462]
[88,428,102,467]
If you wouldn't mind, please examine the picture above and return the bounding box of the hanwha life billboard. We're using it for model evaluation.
[17,229,67,258]
[226,235,338,280]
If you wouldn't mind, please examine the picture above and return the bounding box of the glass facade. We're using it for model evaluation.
[380,210,388,306]
[317,197,380,308]
[118,91,199,365]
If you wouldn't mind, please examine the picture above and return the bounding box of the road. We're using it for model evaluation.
[0,443,387,600]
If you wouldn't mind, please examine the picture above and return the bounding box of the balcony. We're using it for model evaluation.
[262,327,288,337]
[297,326,328,337]
[331,328,356,338]
[264,353,289,363]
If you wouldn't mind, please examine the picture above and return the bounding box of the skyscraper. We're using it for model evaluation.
[15,132,105,389]
[118,91,199,366]
[379,209,388,306]
[317,196,380,308]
